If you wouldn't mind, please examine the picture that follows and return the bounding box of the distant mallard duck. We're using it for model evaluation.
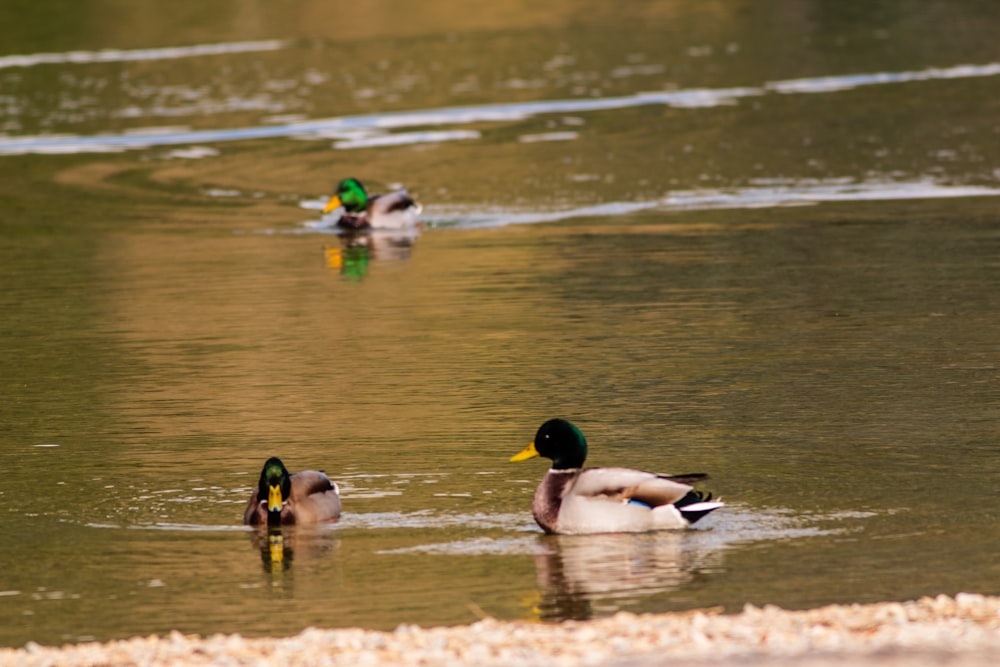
[510,419,723,534]
[243,457,342,527]
[322,177,421,230]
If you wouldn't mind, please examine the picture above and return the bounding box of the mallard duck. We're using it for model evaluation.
[322,177,421,230]
[510,419,723,534]
[243,457,342,527]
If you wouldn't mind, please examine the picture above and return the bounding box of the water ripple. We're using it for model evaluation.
[376,506,874,557]
[340,511,532,531]
[1,61,999,155]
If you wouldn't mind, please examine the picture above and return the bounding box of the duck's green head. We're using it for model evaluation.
[323,177,369,214]
[257,457,291,526]
[510,419,588,470]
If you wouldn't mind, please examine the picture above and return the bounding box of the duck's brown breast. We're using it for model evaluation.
[531,470,576,534]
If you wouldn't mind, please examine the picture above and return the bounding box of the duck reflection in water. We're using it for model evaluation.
[324,227,419,280]
[529,532,720,622]
[251,527,293,575]
[249,525,341,580]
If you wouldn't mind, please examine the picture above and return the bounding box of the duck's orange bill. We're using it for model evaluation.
[267,484,283,513]
[509,442,540,462]
[322,194,342,214]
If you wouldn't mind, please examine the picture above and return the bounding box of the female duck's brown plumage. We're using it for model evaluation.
[243,457,342,527]
[510,419,723,535]
[322,177,421,230]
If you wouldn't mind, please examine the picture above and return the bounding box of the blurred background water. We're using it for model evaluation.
[0,0,998,647]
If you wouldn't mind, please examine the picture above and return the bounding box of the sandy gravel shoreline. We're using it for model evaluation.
[4,593,997,667]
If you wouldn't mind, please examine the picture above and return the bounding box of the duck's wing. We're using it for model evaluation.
[288,470,342,523]
[571,467,695,507]
[369,189,418,215]
[290,470,336,499]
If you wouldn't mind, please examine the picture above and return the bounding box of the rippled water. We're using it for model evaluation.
[3,60,1000,156]
[1,0,999,647]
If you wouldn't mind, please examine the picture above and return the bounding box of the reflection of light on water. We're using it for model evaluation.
[3,60,1000,155]
[332,130,480,149]
[767,62,1000,94]
[518,131,579,143]
[0,40,289,70]
[163,146,219,159]
[202,187,242,197]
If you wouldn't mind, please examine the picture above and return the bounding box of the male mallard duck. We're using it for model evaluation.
[322,177,421,230]
[510,419,723,534]
[243,457,342,527]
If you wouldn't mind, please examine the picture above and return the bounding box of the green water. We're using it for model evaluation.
[1,0,999,647]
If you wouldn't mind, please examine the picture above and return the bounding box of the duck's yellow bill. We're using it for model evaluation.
[322,194,342,214]
[267,484,283,513]
[510,442,540,462]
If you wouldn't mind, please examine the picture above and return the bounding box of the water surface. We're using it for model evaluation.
[1,0,998,647]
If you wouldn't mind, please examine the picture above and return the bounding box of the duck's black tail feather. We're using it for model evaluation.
[674,489,724,524]
[660,472,709,485]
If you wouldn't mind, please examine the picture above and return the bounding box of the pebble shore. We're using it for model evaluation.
[4,593,997,667]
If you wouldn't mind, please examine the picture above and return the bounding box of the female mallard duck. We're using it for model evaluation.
[243,457,342,527]
[322,177,421,230]
[510,419,723,534]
